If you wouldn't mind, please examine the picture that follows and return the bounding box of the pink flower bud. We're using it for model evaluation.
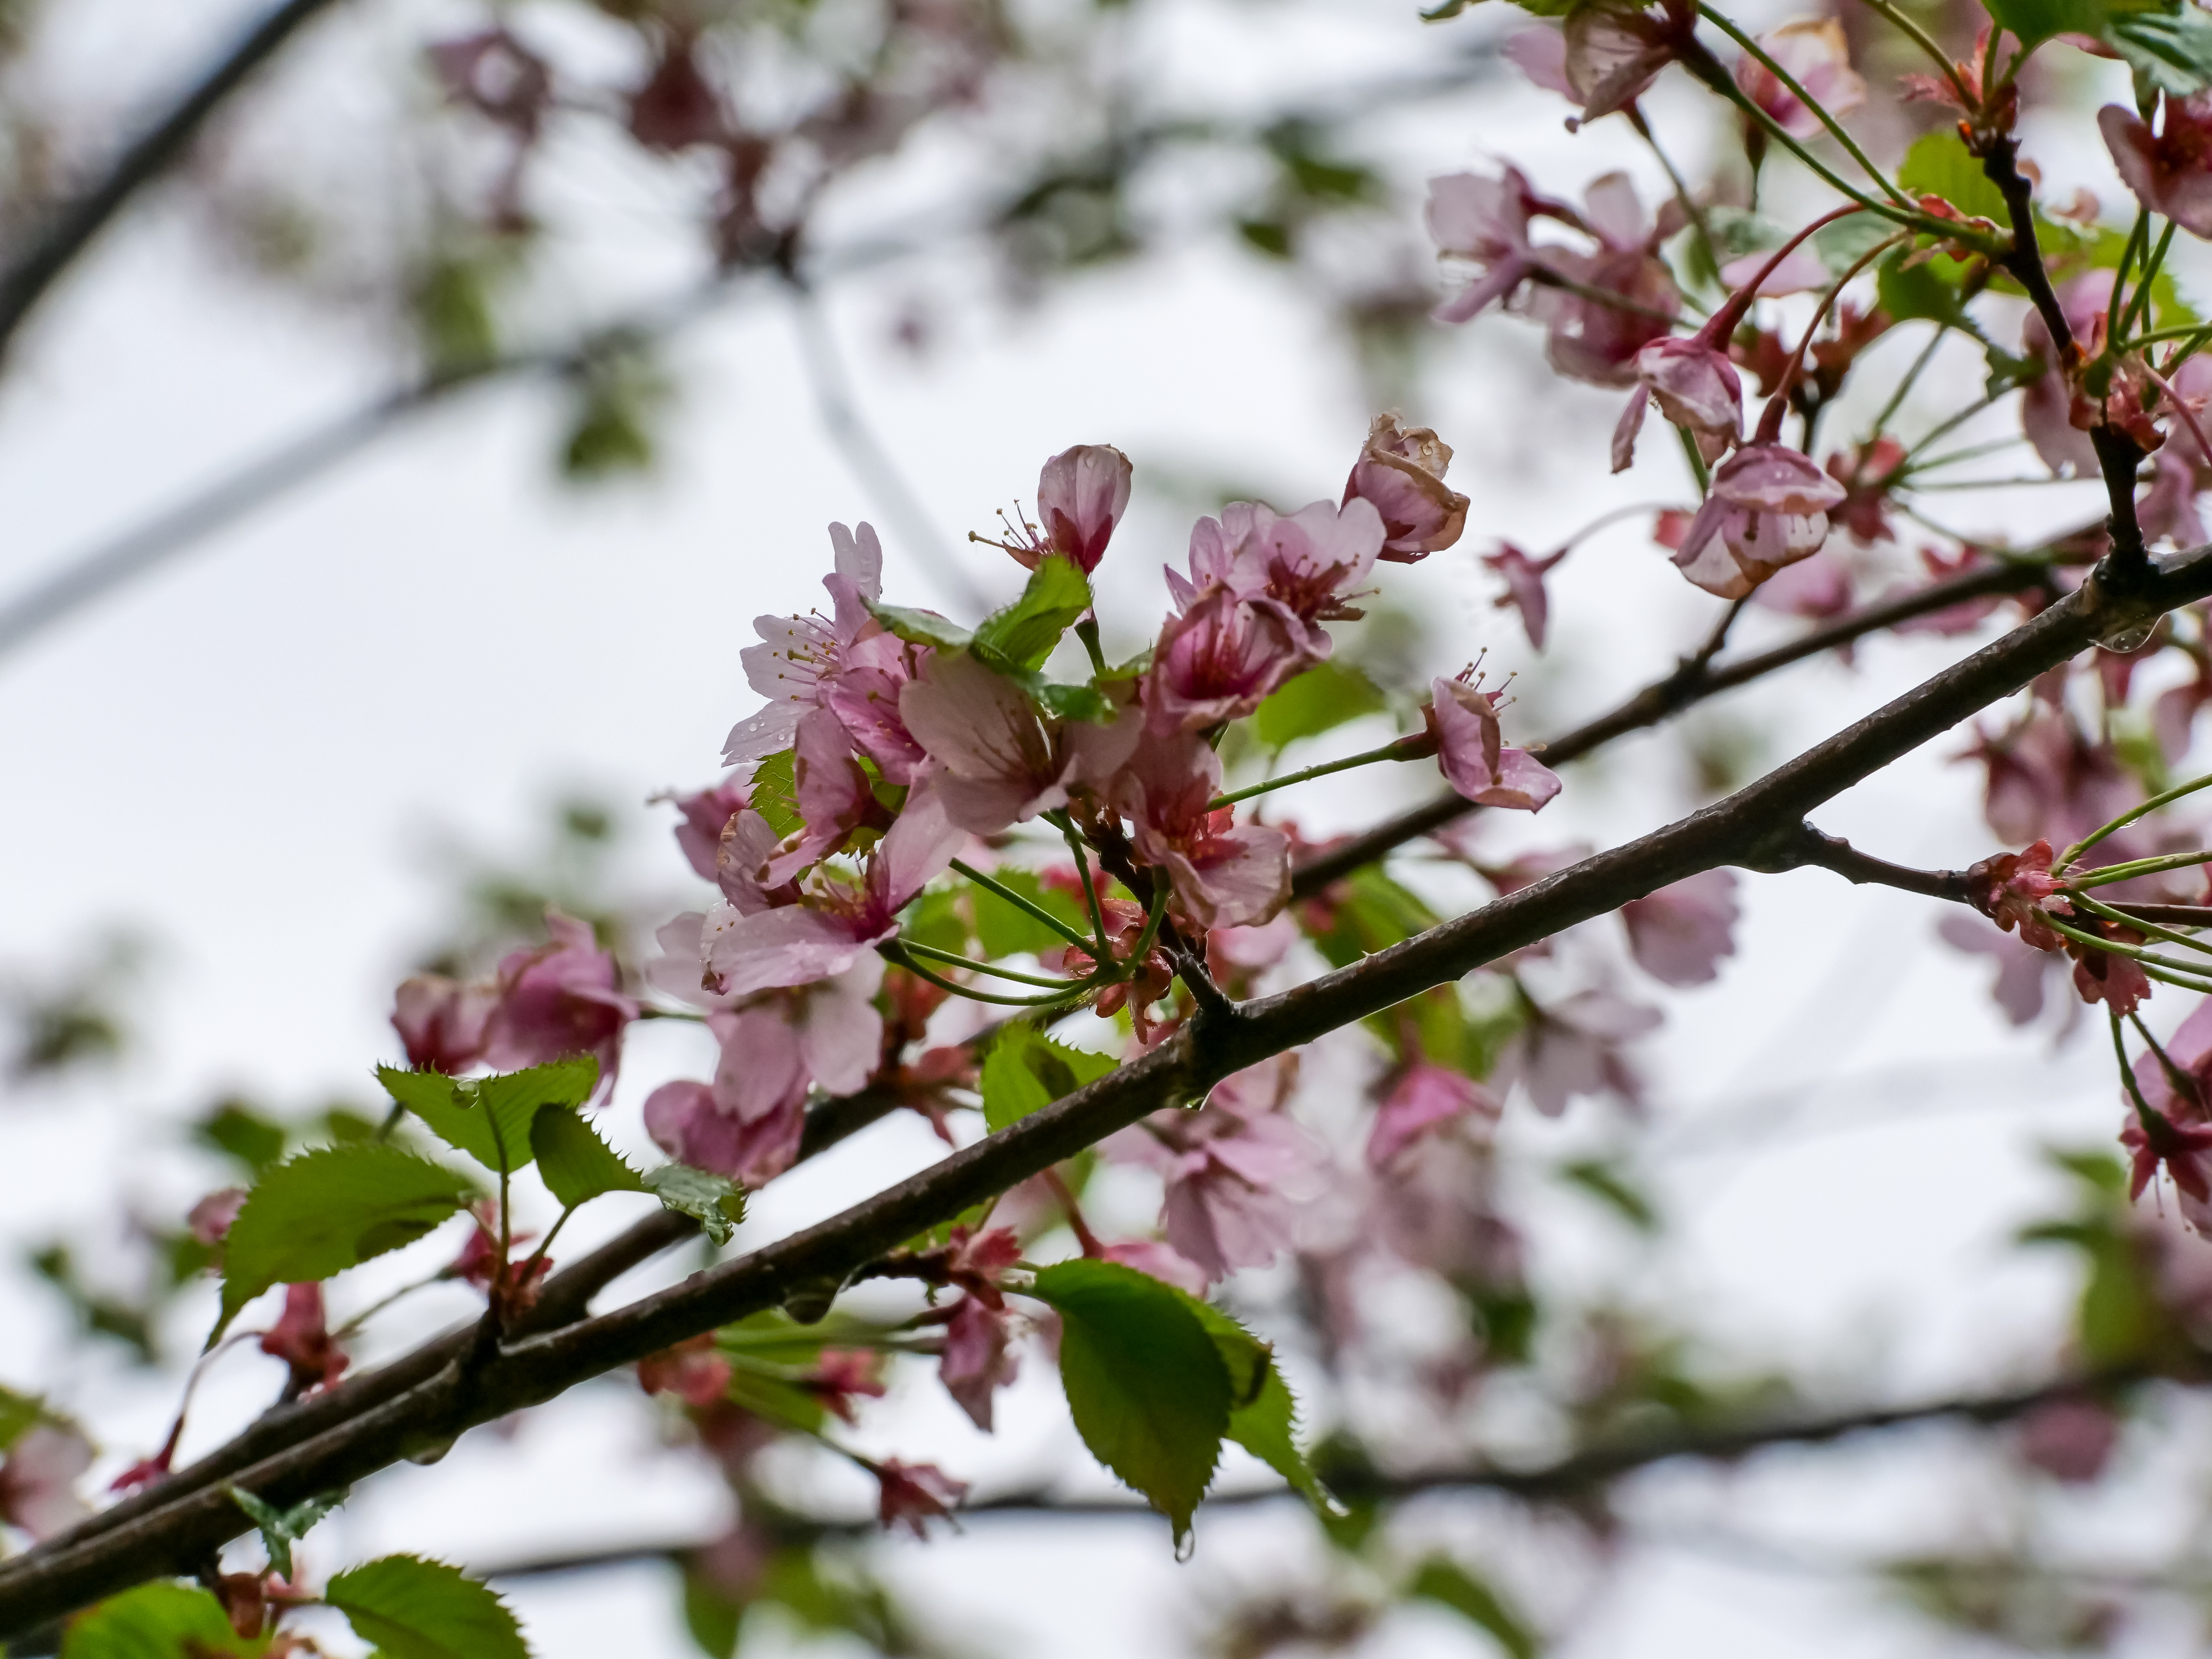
[390,973,496,1075]
[1342,415,1469,563]
[1028,444,1132,573]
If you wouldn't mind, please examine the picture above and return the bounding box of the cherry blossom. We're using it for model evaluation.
[643,1080,806,1186]
[1612,337,1743,472]
[1964,839,2069,949]
[722,522,929,784]
[1147,581,1316,731]
[2131,997,2212,1121]
[1112,733,1292,929]
[1733,19,1866,140]
[1098,1239,1211,1295]
[1367,1063,1502,1170]
[188,1187,247,1248]
[390,973,495,1074]
[1495,987,1661,1115]
[871,1459,969,1537]
[701,785,963,999]
[638,1335,733,1407]
[1343,414,1469,562]
[2101,93,2212,239]
[1424,166,1563,323]
[259,1284,347,1396]
[1424,671,1563,812]
[0,1425,90,1540]
[757,708,893,885]
[480,910,638,1089]
[937,1295,1021,1432]
[899,652,1140,835]
[1669,441,1846,598]
[2122,1107,2212,1231]
[1620,870,1740,986]
[1010,445,1132,573]
[1526,175,1680,387]
[661,780,751,883]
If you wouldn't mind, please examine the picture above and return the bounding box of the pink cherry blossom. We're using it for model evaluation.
[938,1295,1020,1432]
[757,708,892,886]
[1503,25,1575,98]
[390,973,496,1074]
[260,1283,347,1396]
[1670,441,1845,598]
[1495,987,1661,1115]
[1098,1238,1211,1295]
[645,1080,804,1186]
[1561,0,1694,119]
[722,522,929,784]
[1367,1062,1502,1170]
[1936,912,2064,1027]
[899,652,1140,835]
[1146,582,1315,732]
[2131,996,2212,1121]
[1612,337,1743,472]
[480,909,638,1090]
[2101,94,2212,239]
[1425,166,1563,323]
[1527,174,1680,387]
[1424,672,1563,812]
[1963,838,2069,949]
[1483,543,1566,651]
[0,1423,91,1540]
[189,1187,247,1248]
[703,784,963,999]
[1017,445,1132,573]
[1112,733,1292,929]
[1733,19,1866,140]
[2122,1108,2212,1231]
[871,1458,968,1537]
[661,780,751,883]
[1620,869,1739,986]
[1343,414,1469,562]
[1968,706,2135,854]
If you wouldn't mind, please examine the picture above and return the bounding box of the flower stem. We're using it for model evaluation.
[1208,734,1429,811]
[901,938,1097,990]
[2064,847,2212,889]
[949,858,1097,953]
[2121,220,2176,341]
[2037,911,2212,985]
[2108,210,2149,348]
[878,942,1096,1007]
[1130,880,1169,964]
[1866,323,1949,443]
[2069,891,2212,958]
[1854,0,1973,103]
[1052,815,1116,962]
[2128,1007,2202,1108]
[2060,773,2212,870]
[2113,1011,2168,1136]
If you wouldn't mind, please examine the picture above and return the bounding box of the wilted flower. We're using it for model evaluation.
[1343,415,1469,562]
[1484,542,1566,651]
[1612,337,1743,472]
[1425,166,1562,323]
[1423,670,1563,811]
[1733,18,1866,140]
[1670,441,1845,598]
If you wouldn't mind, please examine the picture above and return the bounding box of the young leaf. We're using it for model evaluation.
[2107,4,2212,96]
[1253,661,1387,751]
[216,1144,477,1334]
[1408,1557,1540,1659]
[1976,0,2103,51]
[1174,1294,1337,1517]
[1027,1259,1233,1544]
[1024,673,1115,725]
[867,600,974,654]
[323,1555,530,1659]
[375,1059,597,1176]
[643,1164,748,1245]
[749,748,804,839]
[972,556,1092,672]
[531,1107,647,1208]
[227,1483,347,1579]
[980,1024,1120,1132]
[59,1581,263,1659]
[971,867,1089,960]
[1896,131,2008,223]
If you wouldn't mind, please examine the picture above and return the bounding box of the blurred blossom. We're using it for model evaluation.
[2101,94,2212,239]
[1367,1063,1501,1170]
[1733,19,1866,139]
[1620,870,1739,986]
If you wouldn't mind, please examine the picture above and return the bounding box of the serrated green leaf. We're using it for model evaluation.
[1028,1259,1232,1544]
[973,556,1092,673]
[749,748,803,839]
[1897,131,2008,223]
[60,1580,265,1659]
[866,601,973,653]
[227,1484,346,1580]
[979,1023,1120,1132]
[1409,1557,1540,1659]
[643,1164,748,1246]
[2109,3,2212,93]
[375,1060,597,1176]
[216,1145,477,1335]
[324,1555,530,1659]
[1979,0,2104,49]
[531,1108,646,1208]
[1176,1297,1336,1517]
[1253,661,1387,751]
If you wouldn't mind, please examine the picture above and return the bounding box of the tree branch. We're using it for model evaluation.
[1290,552,2064,898]
[1755,822,1973,902]
[0,0,348,365]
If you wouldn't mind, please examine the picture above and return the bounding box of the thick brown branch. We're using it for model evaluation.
[3,549,2201,1633]
[1291,553,2062,898]
[0,0,346,364]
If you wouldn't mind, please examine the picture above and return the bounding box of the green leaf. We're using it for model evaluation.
[1409,1557,1541,1659]
[866,601,973,653]
[375,1060,598,1176]
[216,1144,477,1335]
[1252,661,1387,751]
[1896,131,2009,223]
[1812,214,1903,276]
[1308,866,1441,969]
[0,1386,52,1452]
[193,1100,288,1174]
[227,1484,346,1580]
[1028,1259,1233,1543]
[1176,1298,1336,1517]
[749,748,803,839]
[1978,0,2103,50]
[60,1581,265,1659]
[1557,1158,1659,1232]
[531,1108,647,1208]
[900,884,971,955]
[643,1164,748,1246]
[2108,3,2212,94]
[970,868,1090,959]
[974,556,1092,673]
[324,1555,530,1659]
[979,1023,1119,1133]
[1022,673,1115,724]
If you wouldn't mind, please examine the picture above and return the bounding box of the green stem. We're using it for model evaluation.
[1677,421,1713,493]
[2128,1007,2202,1108]
[949,858,1096,953]
[1898,392,2004,470]
[1866,323,1948,442]
[1698,4,1921,215]
[2071,891,2212,958]
[1054,817,1116,961]
[1630,106,1717,274]
[2108,210,2149,348]
[2121,220,2176,339]
[1129,881,1169,965]
[2114,1012,2167,1135]
[878,943,1096,1007]
[1073,617,1108,678]
[2067,847,2212,890]
[1208,735,1428,811]
[2061,772,2212,868]
[1854,0,1972,103]
[1900,436,2030,476]
[2037,911,2212,983]
[901,938,1097,990]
